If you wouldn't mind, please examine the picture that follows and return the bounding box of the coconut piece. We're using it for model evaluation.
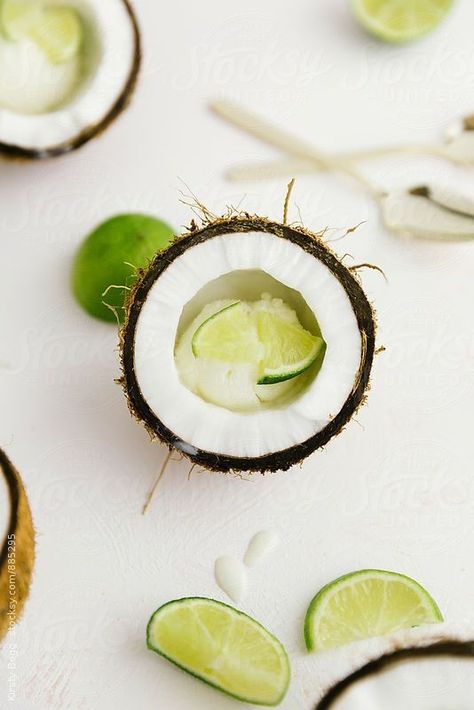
[120,216,376,474]
[0,0,140,158]
[0,449,35,642]
[316,634,474,709]
[382,189,474,241]
[410,184,474,218]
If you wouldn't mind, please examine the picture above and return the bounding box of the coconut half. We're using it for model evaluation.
[0,0,140,158]
[120,217,375,473]
[316,637,474,709]
[0,448,35,642]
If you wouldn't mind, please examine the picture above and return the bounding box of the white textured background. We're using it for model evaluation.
[1,0,474,707]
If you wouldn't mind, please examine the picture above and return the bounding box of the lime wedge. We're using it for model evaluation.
[350,0,454,43]
[1,0,41,40]
[28,6,82,64]
[304,569,443,652]
[191,301,264,364]
[147,598,290,706]
[192,301,324,385]
[256,311,324,384]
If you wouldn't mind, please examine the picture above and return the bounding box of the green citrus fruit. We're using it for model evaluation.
[72,214,174,323]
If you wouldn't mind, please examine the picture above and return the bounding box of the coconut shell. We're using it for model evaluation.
[316,638,474,709]
[0,449,35,642]
[0,0,141,160]
[120,215,376,474]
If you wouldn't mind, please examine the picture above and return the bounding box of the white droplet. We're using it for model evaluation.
[244,530,280,567]
[214,556,248,604]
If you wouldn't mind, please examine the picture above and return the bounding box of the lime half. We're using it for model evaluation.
[305,569,443,652]
[72,214,174,323]
[191,301,324,385]
[147,598,290,706]
[350,0,454,43]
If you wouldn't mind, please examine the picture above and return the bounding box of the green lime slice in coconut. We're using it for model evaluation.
[147,598,290,706]
[1,0,83,63]
[350,0,454,43]
[304,569,443,653]
[72,214,175,323]
[192,301,324,385]
[256,310,324,384]
[191,301,264,363]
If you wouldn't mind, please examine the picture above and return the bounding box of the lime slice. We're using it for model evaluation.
[1,0,41,40]
[304,569,443,652]
[27,5,82,64]
[192,301,324,385]
[256,311,324,384]
[191,301,264,364]
[147,598,290,706]
[350,0,454,43]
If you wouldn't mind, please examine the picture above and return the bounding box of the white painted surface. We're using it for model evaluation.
[0,0,474,708]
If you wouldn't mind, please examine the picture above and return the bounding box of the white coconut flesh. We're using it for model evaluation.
[382,189,474,241]
[0,0,137,152]
[133,231,362,459]
[322,653,474,709]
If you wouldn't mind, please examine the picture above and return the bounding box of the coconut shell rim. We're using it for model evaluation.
[0,0,141,160]
[0,448,35,642]
[120,215,377,474]
[316,638,474,709]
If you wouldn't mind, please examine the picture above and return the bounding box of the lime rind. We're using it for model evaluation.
[258,337,325,385]
[191,299,325,385]
[71,214,175,323]
[147,597,290,707]
[350,0,454,43]
[304,569,443,653]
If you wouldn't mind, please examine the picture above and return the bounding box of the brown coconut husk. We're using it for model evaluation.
[316,639,474,709]
[119,212,377,474]
[0,449,35,642]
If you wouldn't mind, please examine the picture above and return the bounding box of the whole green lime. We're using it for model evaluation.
[72,214,174,323]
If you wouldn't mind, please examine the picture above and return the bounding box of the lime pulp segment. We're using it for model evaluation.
[350,0,454,43]
[304,569,443,652]
[191,300,325,385]
[191,301,264,364]
[147,597,290,706]
[256,310,324,384]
